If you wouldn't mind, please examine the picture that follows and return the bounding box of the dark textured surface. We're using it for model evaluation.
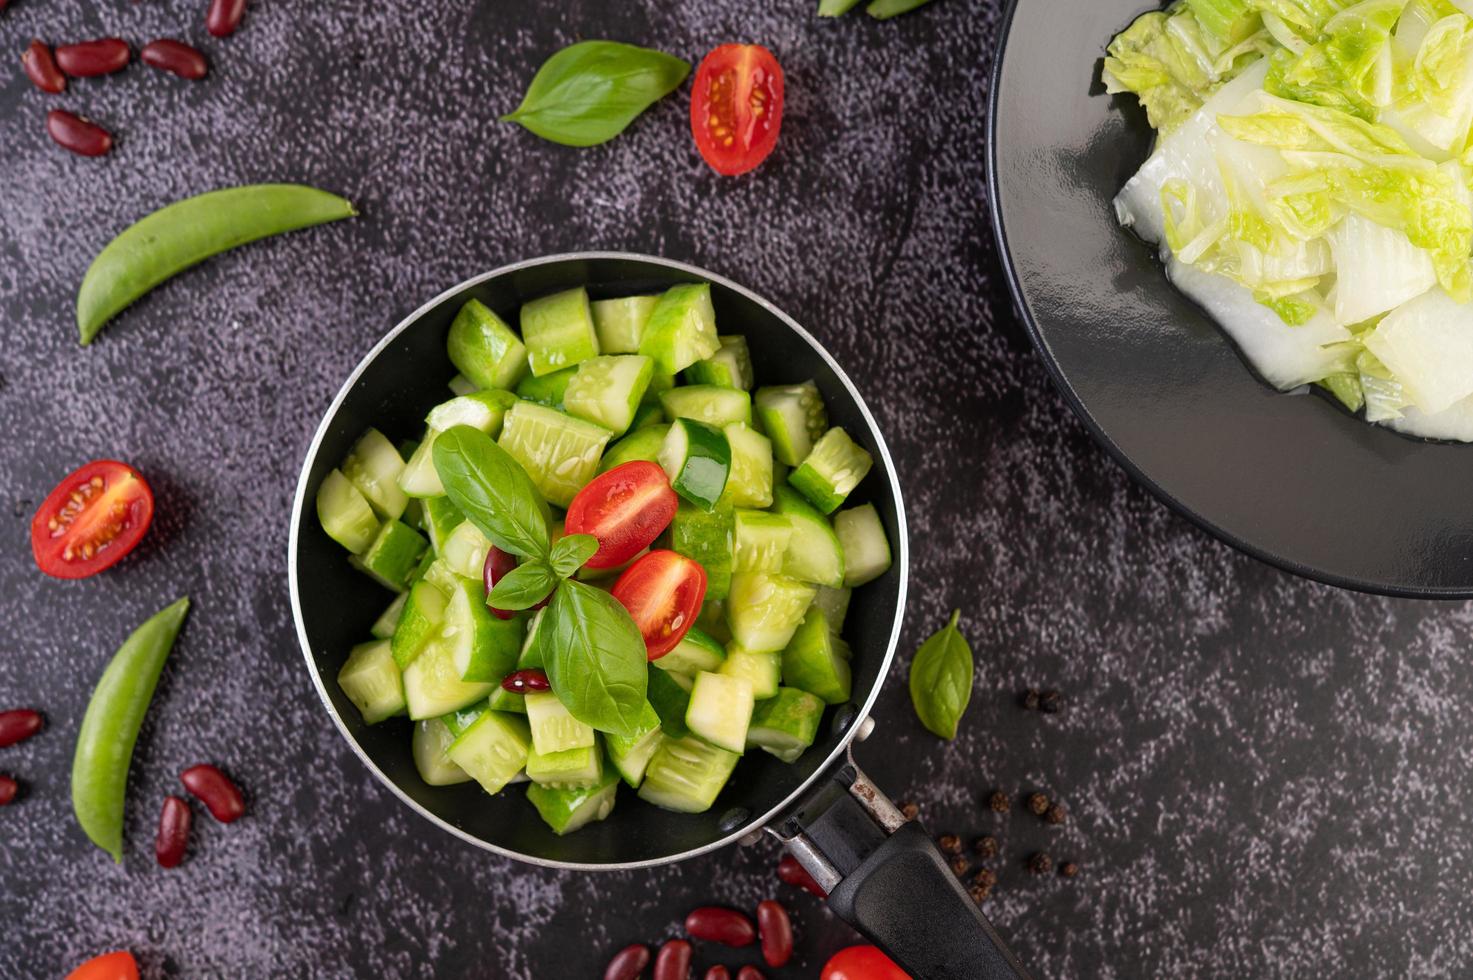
[1,2,1470,978]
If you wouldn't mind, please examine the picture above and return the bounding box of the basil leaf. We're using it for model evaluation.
[487,561,558,611]
[908,610,973,740]
[540,579,648,737]
[550,533,599,579]
[432,425,550,560]
[502,40,692,147]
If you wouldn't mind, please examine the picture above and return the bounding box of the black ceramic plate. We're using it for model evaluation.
[988,0,1473,598]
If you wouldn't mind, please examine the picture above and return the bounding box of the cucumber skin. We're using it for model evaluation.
[771,486,846,589]
[780,610,853,705]
[648,666,693,738]
[342,428,409,521]
[661,418,732,512]
[639,283,721,375]
[747,686,824,762]
[656,627,727,675]
[515,365,577,407]
[600,424,670,474]
[391,581,449,670]
[447,299,529,391]
[354,519,428,592]
[520,287,601,377]
[788,427,874,515]
[670,503,734,602]
[592,295,659,354]
[527,766,620,834]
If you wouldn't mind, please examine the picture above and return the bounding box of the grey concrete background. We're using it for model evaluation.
[2,0,1471,977]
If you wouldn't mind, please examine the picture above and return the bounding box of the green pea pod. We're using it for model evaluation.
[866,0,938,18]
[72,597,190,861]
[76,184,357,345]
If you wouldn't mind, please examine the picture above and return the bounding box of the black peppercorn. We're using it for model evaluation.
[1046,803,1067,826]
[974,835,999,859]
[1039,690,1062,714]
[938,834,962,856]
[1060,861,1080,878]
[899,800,920,821]
[1028,852,1053,875]
[950,856,971,876]
[1027,792,1050,816]
[1021,689,1041,710]
[989,791,1011,813]
[973,867,998,889]
[968,884,992,904]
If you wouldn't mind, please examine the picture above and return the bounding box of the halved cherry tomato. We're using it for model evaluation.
[30,460,153,580]
[690,44,785,176]
[66,950,140,980]
[611,550,706,660]
[820,946,911,980]
[565,461,678,569]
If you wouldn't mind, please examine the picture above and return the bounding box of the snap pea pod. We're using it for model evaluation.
[76,184,357,345]
[72,597,190,862]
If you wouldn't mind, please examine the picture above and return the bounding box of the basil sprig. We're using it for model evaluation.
[908,610,974,740]
[502,40,692,147]
[432,426,550,560]
[539,580,649,737]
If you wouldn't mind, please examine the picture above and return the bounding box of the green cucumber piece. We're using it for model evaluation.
[447,298,529,391]
[403,631,496,719]
[811,585,852,633]
[660,418,731,511]
[393,580,450,669]
[660,385,753,427]
[525,691,596,755]
[754,382,827,467]
[834,503,891,587]
[420,557,462,597]
[592,294,660,354]
[317,469,380,554]
[655,627,727,675]
[447,373,478,396]
[564,355,655,435]
[718,645,782,700]
[648,665,693,738]
[521,287,600,377]
[644,369,677,405]
[666,670,694,691]
[515,365,577,407]
[370,592,408,640]
[697,599,733,645]
[413,718,472,786]
[630,401,665,430]
[734,509,792,573]
[746,687,824,763]
[342,428,408,520]
[518,607,547,670]
[441,702,489,738]
[526,739,604,788]
[599,424,670,473]
[527,765,620,834]
[638,283,721,375]
[772,486,846,588]
[350,518,428,592]
[484,610,543,714]
[421,495,466,554]
[788,427,874,514]
[446,710,532,794]
[685,335,753,390]
[720,423,774,509]
[337,640,405,724]
[637,735,740,813]
[498,401,612,508]
[605,702,664,788]
[442,578,523,682]
[669,503,734,601]
[781,609,853,705]
[727,572,817,653]
[685,671,754,753]
[441,520,492,580]
[399,391,517,497]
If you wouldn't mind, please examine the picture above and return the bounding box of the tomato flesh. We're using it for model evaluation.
[690,44,785,176]
[820,946,911,980]
[565,461,678,569]
[31,460,153,580]
[66,951,140,980]
[610,550,707,660]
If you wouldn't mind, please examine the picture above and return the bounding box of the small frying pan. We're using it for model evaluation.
[288,253,1032,979]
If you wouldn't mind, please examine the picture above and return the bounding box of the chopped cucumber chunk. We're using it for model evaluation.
[498,401,611,508]
[771,486,845,588]
[441,577,522,682]
[734,509,792,573]
[525,691,597,755]
[789,427,874,514]
[697,599,733,645]
[719,423,774,509]
[342,428,408,520]
[660,385,753,427]
[644,369,677,405]
[441,702,489,738]
[660,418,731,511]
[370,591,408,640]
[447,298,529,391]
[527,766,620,834]
[638,735,740,814]
[648,665,693,738]
[446,710,532,794]
[811,585,852,633]
[440,520,492,580]
[746,687,824,763]
[317,469,380,554]
[630,401,665,430]
[421,495,466,554]
[833,503,891,587]
[655,627,727,675]
[639,283,721,375]
[526,739,604,788]
[564,355,655,434]
[754,382,827,466]
[420,557,462,597]
[413,718,472,786]
[686,671,754,754]
[727,572,817,653]
[600,423,670,473]
[521,287,600,377]
[718,645,782,700]
[403,631,496,719]
[686,335,753,390]
[351,518,428,592]
[484,610,543,714]
[592,294,660,353]
[781,609,853,705]
[337,640,405,724]
[392,580,449,669]
[605,702,665,788]
[515,365,577,407]
[447,373,478,396]
[426,389,519,433]
[669,503,734,601]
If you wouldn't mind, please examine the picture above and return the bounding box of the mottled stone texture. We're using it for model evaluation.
[2,1,1471,978]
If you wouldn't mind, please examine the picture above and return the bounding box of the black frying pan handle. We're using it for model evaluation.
[826,821,1031,980]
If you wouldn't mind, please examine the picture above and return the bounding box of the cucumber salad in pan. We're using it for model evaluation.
[1105,0,1473,441]
[316,282,891,835]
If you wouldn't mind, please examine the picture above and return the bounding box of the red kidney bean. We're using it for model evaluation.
[0,774,18,805]
[0,709,44,748]
[653,940,692,980]
[54,38,130,77]
[180,764,245,822]
[46,110,113,157]
[141,39,207,80]
[735,969,764,980]
[684,907,756,947]
[603,944,651,980]
[154,795,191,868]
[22,41,66,94]
[777,853,828,898]
[483,547,518,620]
[500,668,550,695]
[206,0,248,38]
[756,900,793,967]
[703,968,730,980]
